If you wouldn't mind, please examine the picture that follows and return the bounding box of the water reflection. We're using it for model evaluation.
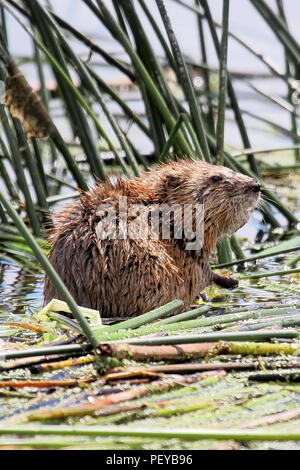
[0,262,43,318]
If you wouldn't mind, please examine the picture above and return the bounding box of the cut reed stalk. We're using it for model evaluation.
[99,339,300,361]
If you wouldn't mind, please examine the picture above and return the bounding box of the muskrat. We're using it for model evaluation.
[44,159,260,317]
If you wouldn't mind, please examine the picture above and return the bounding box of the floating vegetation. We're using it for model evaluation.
[0,268,300,449]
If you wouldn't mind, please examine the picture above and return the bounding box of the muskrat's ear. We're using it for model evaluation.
[165,174,184,190]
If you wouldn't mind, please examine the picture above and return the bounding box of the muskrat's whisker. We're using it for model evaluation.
[256,200,264,211]
[259,192,274,204]
[261,194,281,208]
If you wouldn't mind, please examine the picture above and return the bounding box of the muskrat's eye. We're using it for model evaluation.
[211,175,222,183]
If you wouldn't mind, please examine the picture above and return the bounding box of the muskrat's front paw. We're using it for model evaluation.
[198,292,208,302]
[213,274,239,290]
[226,277,239,289]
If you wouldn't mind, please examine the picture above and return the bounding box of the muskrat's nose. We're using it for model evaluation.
[248,181,261,193]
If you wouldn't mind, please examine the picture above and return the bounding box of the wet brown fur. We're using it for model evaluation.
[44,159,260,317]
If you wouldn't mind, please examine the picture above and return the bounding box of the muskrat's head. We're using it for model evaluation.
[141,159,260,252]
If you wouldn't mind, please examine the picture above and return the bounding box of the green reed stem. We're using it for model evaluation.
[276,0,300,163]
[0,142,19,200]
[0,189,99,348]
[159,114,184,162]
[251,0,300,67]
[217,236,232,265]
[233,313,300,332]
[93,300,184,341]
[232,145,300,158]
[200,0,258,175]
[31,138,48,196]
[33,1,137,177]
[286,252,300,268]
[181,113,204,159]
[29,1,106,182]
[154,305,211,325]
[12,119,49,216]
[6,0,135,81]
[156,0,210,161]
[50,134,88,191]
[120,0,180,121]
[216,0,229,165]
[241,268,300,280]
[230,235,245,261]
[0,5,7,45]
[224,152,299,225]
[0,204,7,224]
[214,246,300,269]
[2,0,119,181]
[196,0,215,137]
[96,306,295,343]
[172,0,296,86]
[89,68,150,137]
[0,106,41,237]
[87,0,193,157]
[116,329,298,346]
[0,344,92,362]
[138,0,176,70]
[3,424,300,441]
